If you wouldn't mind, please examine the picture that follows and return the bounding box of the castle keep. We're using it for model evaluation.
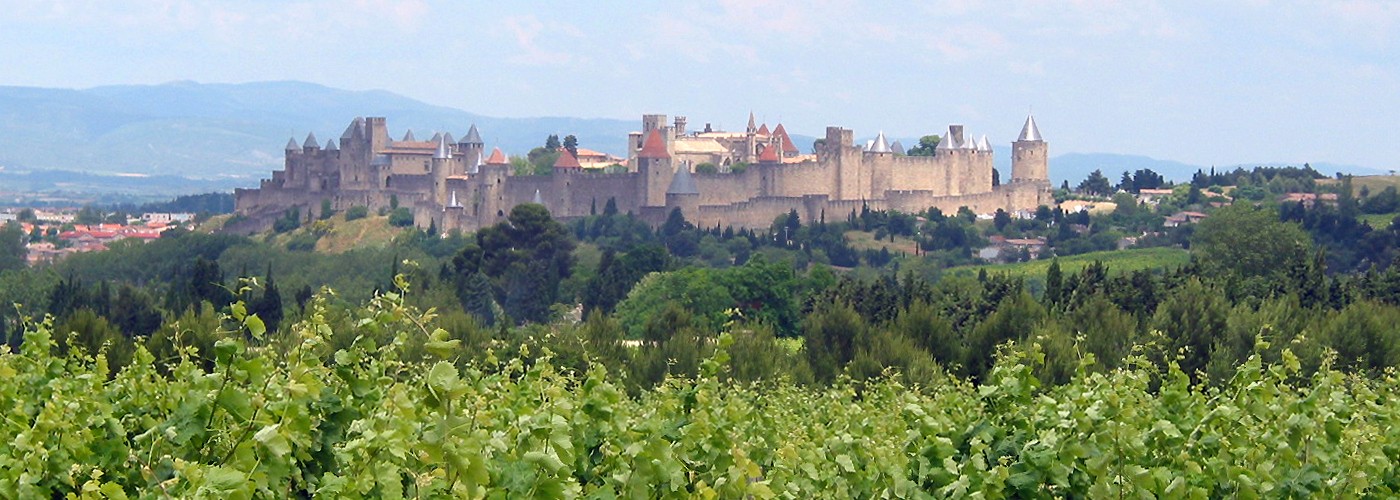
[232,114,1053,233]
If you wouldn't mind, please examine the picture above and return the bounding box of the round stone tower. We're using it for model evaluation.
[1011,114,1049,184]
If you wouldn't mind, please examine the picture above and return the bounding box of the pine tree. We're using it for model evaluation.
[459,271,497,325]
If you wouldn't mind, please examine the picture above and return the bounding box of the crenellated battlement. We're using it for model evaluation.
[230,113,1052,235]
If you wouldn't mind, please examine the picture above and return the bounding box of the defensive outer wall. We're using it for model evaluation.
[231,114,1053,234]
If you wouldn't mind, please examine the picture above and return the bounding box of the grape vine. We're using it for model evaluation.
[1,289,1398,498]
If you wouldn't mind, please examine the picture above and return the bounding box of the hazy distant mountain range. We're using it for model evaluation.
[0,81,1379,194]
[0,80,640,181]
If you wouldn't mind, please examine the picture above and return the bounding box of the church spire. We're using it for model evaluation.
[746,111,756,134]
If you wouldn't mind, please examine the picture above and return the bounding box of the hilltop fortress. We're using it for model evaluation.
[231,113,1052,234]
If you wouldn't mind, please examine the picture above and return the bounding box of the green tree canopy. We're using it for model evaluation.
[452,204,575,324]
[1077,169,1114,197]
[0,222,25,273]
[614,267,735,339]
[905,135,942,156]
[562,134,578,158]
[1192,204,1312,287]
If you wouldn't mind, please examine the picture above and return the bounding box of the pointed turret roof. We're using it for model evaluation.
[532,189,543,204]
[746,112,757,133]
[303,132,319,149]
[758,144,780,163]
[285,138,299,151]
[325,139,338,151]
[429,132,442,144]
[890,140,905,155]
[774,124,800,154]
[443,132,454,144]
[638,129,670,159]
[757,123,771,136]
[402,129,416,142]
[962,131,977,149]
[667,165,699,195]
[553,149,581,169]
[935,134,955,151]
[870,131,891,154]
[977,135,991,152]
[1018,114,1042,142]
[485,147,508,165]
[434,134,452,159]
[462,124,482,144]
[338,117,361,139]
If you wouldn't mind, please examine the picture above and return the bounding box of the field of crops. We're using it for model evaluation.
[946,247,1191,279]
[1359,212,1399,229]
[1321,174,1400,197]
[4,291,1399,498]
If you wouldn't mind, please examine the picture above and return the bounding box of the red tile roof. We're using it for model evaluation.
[756,123,770,136]
[638,129,670,159]
[774,123,799,154]
[553,149,581,169]
[485,148,508,164]
[758,144,780,163]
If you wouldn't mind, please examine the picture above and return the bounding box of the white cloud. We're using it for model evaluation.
[1007,60,1044,76]
[641,11,760,65]
[1316,0,1400,44]
[498,14,587,67]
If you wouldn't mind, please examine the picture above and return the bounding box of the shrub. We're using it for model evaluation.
[272,207,300,233]
[389,207,415,227]
[345,206,369,221]
[285,232,319,252]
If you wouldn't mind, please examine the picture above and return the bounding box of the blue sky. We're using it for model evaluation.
[4,0,1398,170]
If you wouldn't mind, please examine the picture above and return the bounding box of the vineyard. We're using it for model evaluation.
[946,247,1191,279]
[3,290,1400,498]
